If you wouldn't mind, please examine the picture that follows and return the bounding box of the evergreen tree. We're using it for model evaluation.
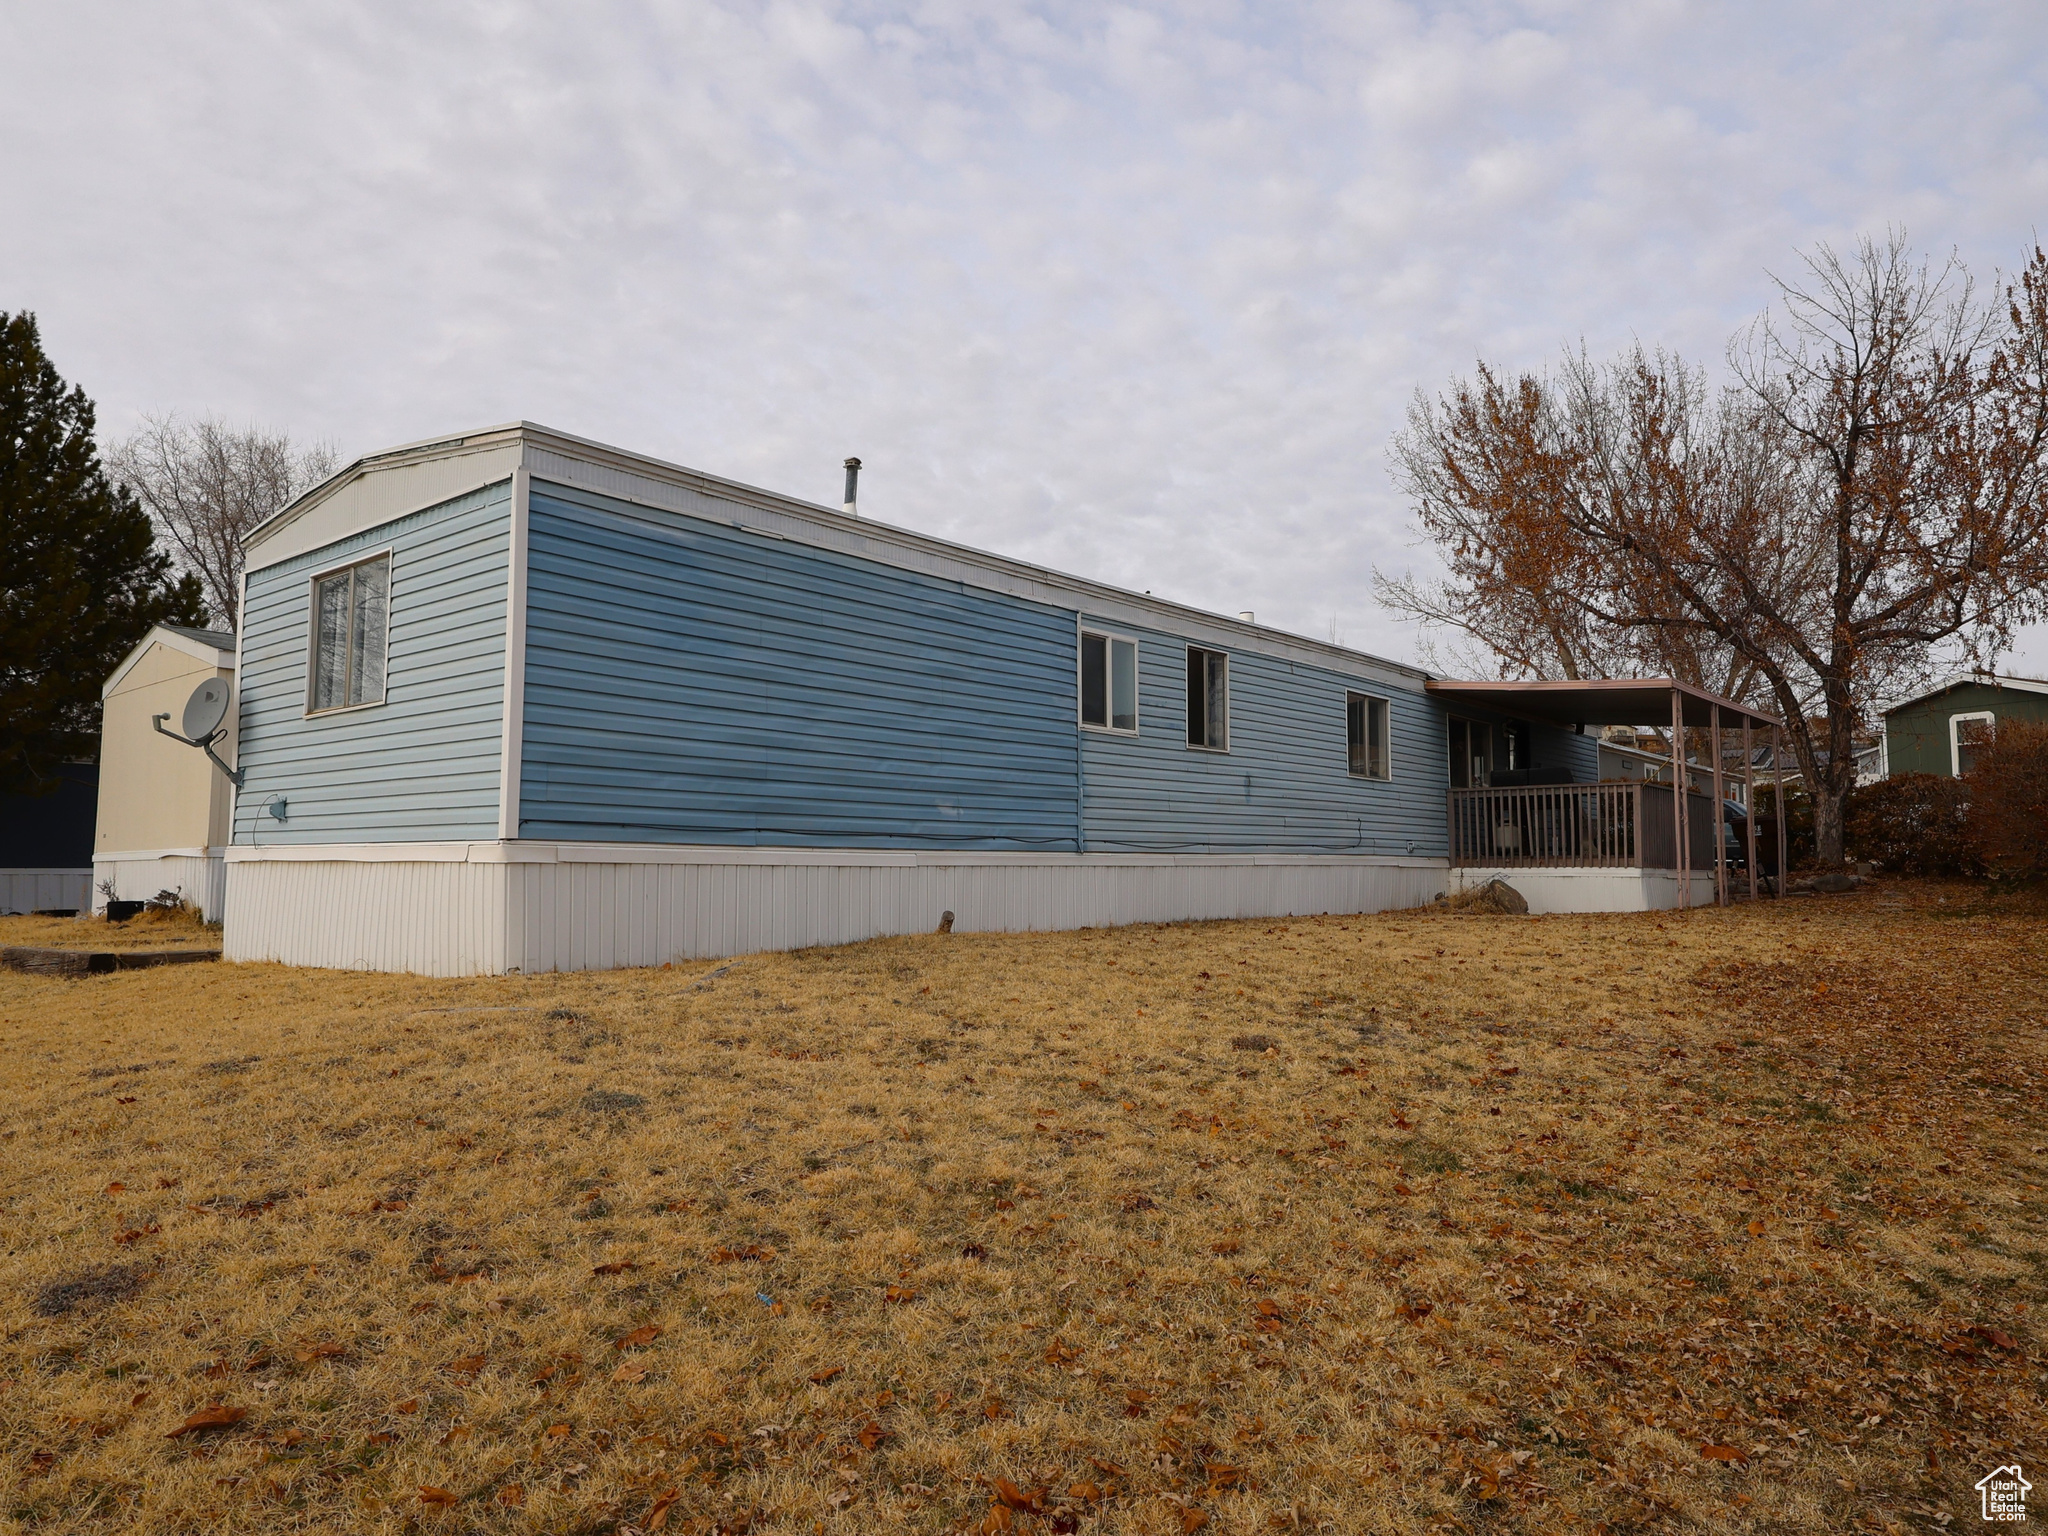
[0,312,205,795]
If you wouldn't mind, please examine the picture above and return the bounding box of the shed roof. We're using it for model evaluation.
[101,622,236,699]
[1425,678,1781,731]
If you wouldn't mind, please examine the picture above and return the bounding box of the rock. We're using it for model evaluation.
[1449,878,1529,915]
[1812,872,1857,894]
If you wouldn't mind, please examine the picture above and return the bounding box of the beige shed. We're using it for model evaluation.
[94,624,236,920]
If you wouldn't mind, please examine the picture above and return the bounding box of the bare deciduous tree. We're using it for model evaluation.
[108,416,338,631]
[1381,235,2048,865]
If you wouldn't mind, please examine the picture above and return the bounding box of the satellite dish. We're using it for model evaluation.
[182,678,230,739]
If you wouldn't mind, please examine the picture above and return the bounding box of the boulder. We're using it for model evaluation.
[1450,878,1529,915]
[1812,872,1858,894]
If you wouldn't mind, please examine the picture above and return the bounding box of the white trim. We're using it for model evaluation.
[1077,623,1140,736]
[100,624,236,698]
[94,846,223,862]
[1949,710,1996,776]
[498,468,530,840]
[225,838,1449,870]
[303,547,395,716]
[1345,689,1393,781]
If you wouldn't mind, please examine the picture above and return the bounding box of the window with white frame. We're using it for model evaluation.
[1347,692,1390,778]
[1186,647,1228,750]
[1079,630,1138,733]
[308,553,391,713]
[1951,711,1995,776]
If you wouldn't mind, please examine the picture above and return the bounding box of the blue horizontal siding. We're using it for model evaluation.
[517,483,1081,849]
[233,483,510,844]
[1077,616,1450,856]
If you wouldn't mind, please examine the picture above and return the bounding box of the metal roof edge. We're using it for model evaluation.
[1424,676,1782,729]
[253,420,1434,686]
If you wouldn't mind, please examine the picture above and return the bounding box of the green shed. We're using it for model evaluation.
[1881,674,2048,777]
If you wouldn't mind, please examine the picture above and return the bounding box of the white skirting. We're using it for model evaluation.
[91,849,229,922]
[222,841,1450,976]
[1450,865,1719,914]
[0,868,93,915]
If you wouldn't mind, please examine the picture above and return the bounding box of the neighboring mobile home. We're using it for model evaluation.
[0,762,97,915]
[94,623,237,920]
[1880,673,2048,778]
[222,422,1595,975]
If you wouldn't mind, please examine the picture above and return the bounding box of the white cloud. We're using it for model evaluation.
[3,0,2045,669]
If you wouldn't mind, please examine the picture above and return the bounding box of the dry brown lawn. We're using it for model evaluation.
[1,885,2043,1535]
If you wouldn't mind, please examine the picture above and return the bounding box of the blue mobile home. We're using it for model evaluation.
[222,423,1591,974]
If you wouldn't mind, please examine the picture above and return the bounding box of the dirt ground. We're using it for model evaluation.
[1,883,2042,1534]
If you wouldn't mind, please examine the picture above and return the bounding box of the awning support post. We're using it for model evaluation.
[1744,717,1758,903]
[1773,724,1788,897]
[1711,703,1726,908]
[1672,687,1688,911]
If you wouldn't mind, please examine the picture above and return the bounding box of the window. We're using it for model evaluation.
[308,554,390,713]
[1347,692,1390,778]
[1448,717,1493,788]
[1079,631,1138,733]
[1502,721,1530,771]
[1951,711,1995,776]
[1186,647,1229,750]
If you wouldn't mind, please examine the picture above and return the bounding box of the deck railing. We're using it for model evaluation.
[1448,782,1638,868]
[1448,781,1720,869]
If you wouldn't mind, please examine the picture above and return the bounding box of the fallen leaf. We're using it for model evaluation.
[614,1325,664,1350]
[645,1488,681,1529]
[294,1343,346,1363]
[1700,1443,1750,1464]
[439,1425,473,1446]
[808,1365,845,1385]
[988,1477,1046,1512]
[884,1285,919,1304]
[105,1182,126,1194]
[1069,1481,1102,1501]
[394,1398,419,1413]
[1972,1325,2021,1351]
[1747,1218,1766,1238]
[1180,1508,1210,1533]
[166,1404,247,1438]
[592,1260,638,1276]
[444,1354,487,1376]
[497,1484,525,1507]
[613,1362,649,1384]
[419,1485,458,1507]
[1211,1239,1242,1255]
[857,1420,888,1450]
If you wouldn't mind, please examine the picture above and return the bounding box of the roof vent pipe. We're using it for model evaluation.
[843,457,861,517]
[1238,610,1255,624]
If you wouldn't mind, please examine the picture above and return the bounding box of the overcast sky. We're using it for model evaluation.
[6,1,2047,674]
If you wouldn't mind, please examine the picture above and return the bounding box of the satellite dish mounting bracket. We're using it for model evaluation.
[154,679,244,788]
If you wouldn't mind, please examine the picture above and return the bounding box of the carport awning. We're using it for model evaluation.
[1424,678,1781,732]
